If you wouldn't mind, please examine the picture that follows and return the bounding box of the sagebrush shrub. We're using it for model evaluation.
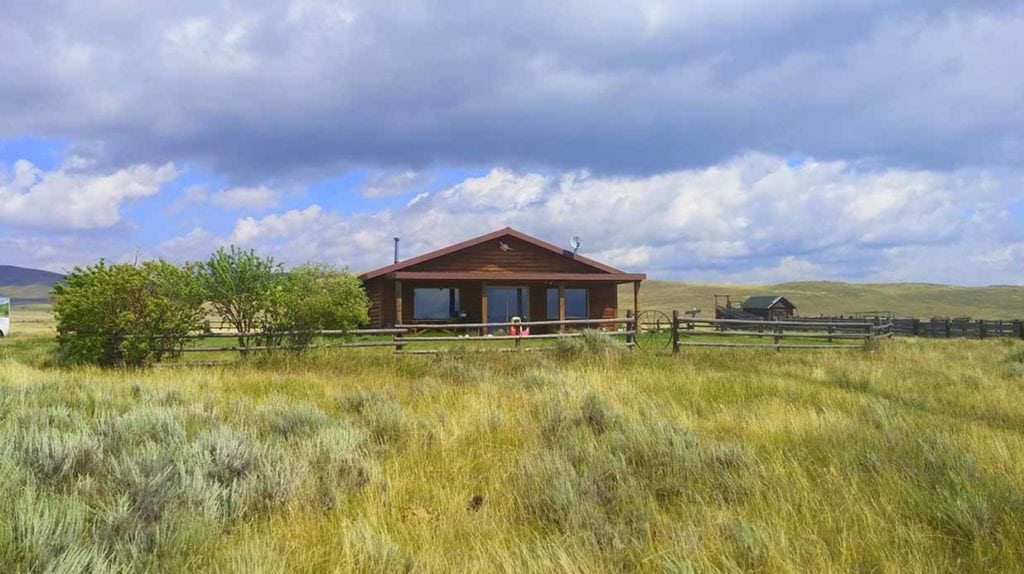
[553,329,625,358]
[256,403,332,439]
[13,488,90,572]
[109,442,183,524]
[516,392,752,566]
[337,523,415,573]
[98,405,187,454]
[303,426,374,509]
[723,518,767,570]
[7,427,101,485]
[1006,345,1024,364]
[193,427,261,487]
[342,391,410,446]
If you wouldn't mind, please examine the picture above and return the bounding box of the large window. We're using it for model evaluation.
[487,286,529,323]
[547,288,588,319]
[413,288,460,320]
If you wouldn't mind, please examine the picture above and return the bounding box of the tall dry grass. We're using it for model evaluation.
[1,334,1024,571]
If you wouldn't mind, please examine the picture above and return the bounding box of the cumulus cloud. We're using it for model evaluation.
[359,170,433,198]
[164,184,280,214]
[0,2,1022,179]
[157,153,1021,284]
[0,160,177,230]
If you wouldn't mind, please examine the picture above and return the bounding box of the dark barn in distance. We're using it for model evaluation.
[358,227,645,330]
[740,295,797,320]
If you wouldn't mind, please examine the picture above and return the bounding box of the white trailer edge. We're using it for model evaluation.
[0,296,9,337]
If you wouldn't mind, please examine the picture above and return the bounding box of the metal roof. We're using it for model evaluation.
[741,295,795,310]
[359,227,644,281]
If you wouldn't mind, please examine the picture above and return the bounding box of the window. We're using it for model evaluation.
[413,288,460,320]
[487,287,529,323]
[547,288,588,319]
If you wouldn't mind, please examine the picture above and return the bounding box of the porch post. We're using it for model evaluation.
[480,281,488,336]
[558,282,566,333]
[394,280,403,326]
[633,280,641,335]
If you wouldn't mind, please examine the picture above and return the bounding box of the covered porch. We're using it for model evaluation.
[386,272,643,332]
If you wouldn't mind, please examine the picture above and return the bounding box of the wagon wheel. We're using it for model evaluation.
[633,310,673,353]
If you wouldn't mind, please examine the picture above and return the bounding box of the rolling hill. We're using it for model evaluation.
[622,280,1024,319]
[0,265,64,302]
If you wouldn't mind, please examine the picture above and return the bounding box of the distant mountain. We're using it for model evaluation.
[0,265,64,301]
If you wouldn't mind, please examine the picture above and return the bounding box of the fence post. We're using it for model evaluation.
[945,319,951,339]
[394,329,405,354]
[626,310,635,347]
[774,324,782,351]
[828,324,834,344]
[671,310,680,354]
[979,319,986,340]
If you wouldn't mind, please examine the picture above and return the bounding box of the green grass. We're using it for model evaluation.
[624,280,1024,319]
[0,283,54,301]
[3,316,1024,571]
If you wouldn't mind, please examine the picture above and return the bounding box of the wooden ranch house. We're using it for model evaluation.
[358,227,646,330]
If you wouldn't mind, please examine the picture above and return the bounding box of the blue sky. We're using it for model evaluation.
[1,1,1023,284]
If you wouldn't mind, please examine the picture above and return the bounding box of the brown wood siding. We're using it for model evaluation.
[407,236,602,274]
[588,283,618,319]
[364,278,382,327]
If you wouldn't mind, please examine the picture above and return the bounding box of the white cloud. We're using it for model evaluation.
[359,170,432,198]
[163,183,280,215]
[0,160,177,230]
[151,153,1023,285]
[209,186,279,211]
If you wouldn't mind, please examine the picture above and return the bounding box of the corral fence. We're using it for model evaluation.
[661,313,891,352]
[787,316,1024,339]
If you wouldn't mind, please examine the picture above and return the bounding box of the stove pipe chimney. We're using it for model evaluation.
[393,237,400,264]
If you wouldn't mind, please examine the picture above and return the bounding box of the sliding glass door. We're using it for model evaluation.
[486,286,529,324]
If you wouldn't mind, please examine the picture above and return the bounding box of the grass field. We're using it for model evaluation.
[2,311,1024,572]
[622,280,1024,319]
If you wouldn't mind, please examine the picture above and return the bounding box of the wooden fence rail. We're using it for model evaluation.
[95,311,903,365]
[140,318,639,362]
[786,316,1024,339]
[668,315,890,352]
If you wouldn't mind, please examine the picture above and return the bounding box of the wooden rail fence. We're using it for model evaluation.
[112,313,898,365]
[666,314,891,352]
[781,316,1024,339]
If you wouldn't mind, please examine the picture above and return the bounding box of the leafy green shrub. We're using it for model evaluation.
[268,264,370,345]
[53,260,204,366]
[194,246,282,347]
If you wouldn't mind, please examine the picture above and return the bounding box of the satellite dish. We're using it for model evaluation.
[570,236,582,255]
